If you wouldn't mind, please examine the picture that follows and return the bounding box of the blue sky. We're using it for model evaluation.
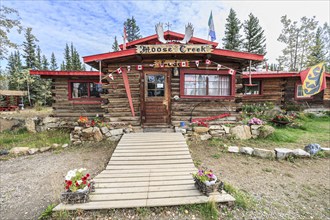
[1,0,329,70]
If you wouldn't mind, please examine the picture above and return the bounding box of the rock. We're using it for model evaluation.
[93,127,103,142]
[264,107,282,118]
[110,129,124,136]
[240,147,254,155]
[275,148,293,160]
[25,118,37,133]
[73,135,80,139]
[222,125,230,134]
[209,130,226,135]
[100,126,109,135]
[0,149,9,155]
[42,116,59,124]
[74,126,83,132]
[62,144,69,148]
[175,127,186,134]
[253,148,275,159]
[9,147,30,155]
[184,210,189,214]
[292,149,310,158]
[200,133,212,140]
[107,136,121,142]
[52,143,60,149]
[82,127,95,138]
[251,129,260,136]
[209,125,222,130]
[194,126,209,134]
[39,147,51,152]
[231,125,252,140]
[124,127,133,133]
[73,140,82,145]
[304,143,321,155]
[104,132,112,137]
[258,125,275,138]
[0,117,21,132]
[228,146,239,153]
[28,148,39,155]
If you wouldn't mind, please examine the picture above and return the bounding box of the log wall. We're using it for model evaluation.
[101,70,141,126]
[52,77,104,120]
[324,79,330,108]
[242,78,284,105]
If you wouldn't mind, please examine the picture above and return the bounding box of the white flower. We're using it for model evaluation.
[77,180,82,185]
[78,168,87,173]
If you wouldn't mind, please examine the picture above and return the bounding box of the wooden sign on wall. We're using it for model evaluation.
[154,60,190,68]
[136,44,213,54]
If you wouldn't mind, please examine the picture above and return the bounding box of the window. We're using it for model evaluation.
[70,82,103,99]
[183,74,231,96]
[244,80,261,95]
[296,84,311,99]
[147,74,165,97]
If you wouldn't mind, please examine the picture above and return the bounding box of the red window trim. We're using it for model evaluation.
[180,69,236,99]
[294,82,313,100]
[68,80,103,102]
[242,79,263,97]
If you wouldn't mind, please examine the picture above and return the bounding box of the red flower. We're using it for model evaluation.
[83,181,87,185]
[88,183,91,187]
[82,177,87,181]
[65,185,69,190]
[67,180,72,186]
[86,173,90,178]
[76,182,79,187]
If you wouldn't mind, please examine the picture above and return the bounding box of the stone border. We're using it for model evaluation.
[227,146,330,160]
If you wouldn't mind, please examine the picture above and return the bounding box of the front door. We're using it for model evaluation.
[142,71,170,125]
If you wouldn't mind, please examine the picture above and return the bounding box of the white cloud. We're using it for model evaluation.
[1,0,329,70]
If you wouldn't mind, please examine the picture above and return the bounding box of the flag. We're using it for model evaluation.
[217,64,222,71]
[195,60,200,67]
[136,65,143,71]
[116,67,122,74]
[300,62,326,96]
[208,11,216,41]
[127,66,131,72]
[228,69,235,75]
[205,59,211,65]
[180,61,188,67]
[123,26,127,50]
[108,73,114,80]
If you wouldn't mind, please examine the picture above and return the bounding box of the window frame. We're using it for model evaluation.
[68,80,103,101]
[295,82,313,100]
[180,69,235,99]
[243,79,263,96]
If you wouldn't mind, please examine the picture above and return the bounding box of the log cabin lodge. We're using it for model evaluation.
[30,30,330,127]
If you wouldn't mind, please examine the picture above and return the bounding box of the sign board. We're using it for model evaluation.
[154,60,190,68]
[136,44,213,54]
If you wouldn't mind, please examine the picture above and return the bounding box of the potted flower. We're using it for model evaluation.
[192,169,222,196]
[77,116,89,127]
[272,113,295,126]
[60,168,94,204]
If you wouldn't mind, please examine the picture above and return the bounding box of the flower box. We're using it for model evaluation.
[193,176,223,196]
[60,182,94,204]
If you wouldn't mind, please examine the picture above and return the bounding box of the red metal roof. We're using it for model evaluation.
[83,49,136,63]
[30,70,102,76]
[242,71,330,78]
[119,31,219,49]
[212,49,264,61]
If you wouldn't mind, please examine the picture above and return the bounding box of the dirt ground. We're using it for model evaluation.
[189,140,330,220]
[1,137,329,220]
[0,143,115,220]
[0,107,53,119]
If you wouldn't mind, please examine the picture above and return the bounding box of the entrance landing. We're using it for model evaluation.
[54,133,234,211]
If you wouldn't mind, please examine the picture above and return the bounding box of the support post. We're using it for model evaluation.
[122,68,135,117]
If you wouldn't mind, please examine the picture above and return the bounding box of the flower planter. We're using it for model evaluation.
[60,182,94,204]
[193,176,224,196]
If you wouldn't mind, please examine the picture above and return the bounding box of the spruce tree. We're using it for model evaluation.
[222,8,242,51]
[243,13,266,55]
[42,55,49,70]
[306,27,325,66]
[35,46,42,69]
[60,61,65,70]
[112,36,119,51]
[124,16,142,42]
[22,27,38,68]
[64,43,71,70]
[50,52,58,70]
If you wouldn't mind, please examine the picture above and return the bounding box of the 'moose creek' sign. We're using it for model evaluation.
[136,44,213,54]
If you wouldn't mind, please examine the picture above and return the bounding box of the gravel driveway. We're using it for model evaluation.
[0,143,114,220]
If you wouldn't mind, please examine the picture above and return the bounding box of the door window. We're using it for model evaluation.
[147,74,165,97]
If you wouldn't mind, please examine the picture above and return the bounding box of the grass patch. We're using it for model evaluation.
[262,168,272,173]
[0,129,70,150]
[38,204,55,220]
[211,153,221,159]
[136,207,151,217]
[223,182,256,210]
[179,202,219,219]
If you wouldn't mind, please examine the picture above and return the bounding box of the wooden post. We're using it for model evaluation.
[122,68,135,117]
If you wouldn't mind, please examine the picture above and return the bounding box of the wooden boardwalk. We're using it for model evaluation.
[54,133,234,211]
